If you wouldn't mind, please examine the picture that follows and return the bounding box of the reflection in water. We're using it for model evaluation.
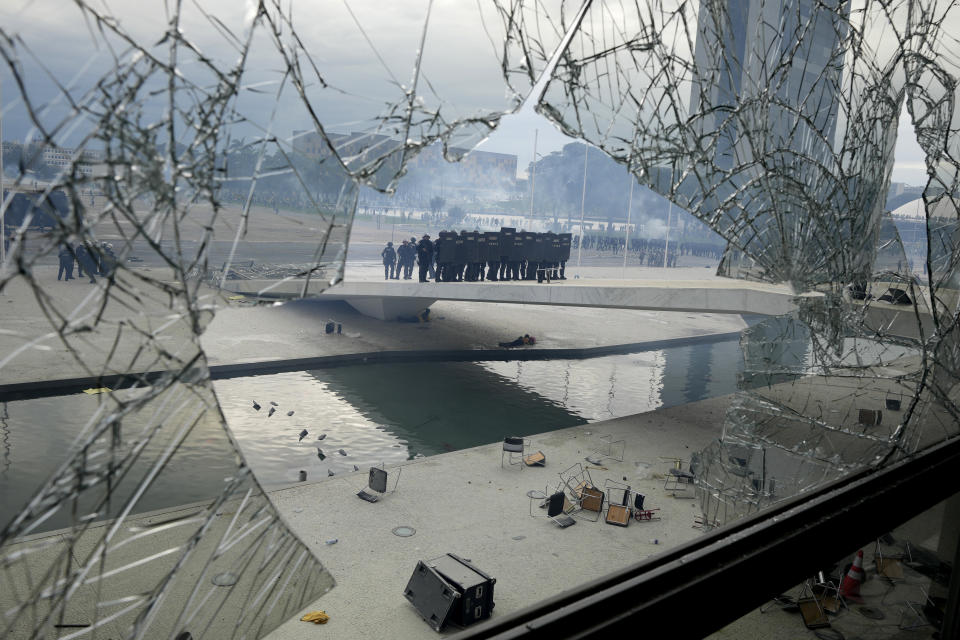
[214,371,410,489]
[0,387,239,534]
[2,338,744,533]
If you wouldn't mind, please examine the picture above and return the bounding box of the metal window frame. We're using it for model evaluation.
[451,434,960,639]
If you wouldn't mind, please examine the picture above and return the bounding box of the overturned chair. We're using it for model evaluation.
[559,463,604,522]
[604,479,635,527]
[528,487,576,528]
[357,463,402,503]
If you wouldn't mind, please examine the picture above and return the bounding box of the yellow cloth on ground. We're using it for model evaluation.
[300,611,330,624]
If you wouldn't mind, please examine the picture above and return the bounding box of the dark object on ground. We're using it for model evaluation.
[325,321,335,334]
[298,429,308,441]
[270,401,278,406]
[328,469,335,476]
[886,398,902,410]
[268,407,275,417]
[547,492,576,528]
[878,287,912,304]
[338,449,347,456]
[317,449,325,461]
[287,410,295,416]
[498,334,536,348]
[298,470,307,482]
[404,553,495,632]
[317,434,326,440]
[252,401,261,411]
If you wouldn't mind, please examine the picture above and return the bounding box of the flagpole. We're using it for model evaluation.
[576,144,588,267]
[623,175,634,271]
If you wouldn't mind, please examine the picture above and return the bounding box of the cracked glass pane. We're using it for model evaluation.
[3,0,960,636]
[520,0,960,527]
[0,0,524,637]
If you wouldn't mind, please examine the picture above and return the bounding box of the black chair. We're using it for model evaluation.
[502,437,527,469]
[357,464,402,502]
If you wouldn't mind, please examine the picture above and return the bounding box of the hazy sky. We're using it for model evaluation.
[0,0,936,186]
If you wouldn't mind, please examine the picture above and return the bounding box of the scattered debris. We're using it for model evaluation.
[317,449,325,461]
[268,407,276,417]
[511,535,525,541]
[325,539,338,545]
[270,401,279,406]
[338,449,347,456]
[298,470,307,482]
[317,434,326,440]
[327,469,335,477]
[300,611,329,625]
[287,411,295,417]
[252,401,261,411]
[298,429,308,441]
[353,465,359,471]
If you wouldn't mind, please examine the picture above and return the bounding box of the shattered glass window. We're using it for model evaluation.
[2,0,960,637]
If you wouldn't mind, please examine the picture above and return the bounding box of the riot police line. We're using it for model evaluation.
[427,228,572,283]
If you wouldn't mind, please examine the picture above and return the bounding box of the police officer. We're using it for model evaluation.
[57,243,75,280]
[484,231,500,281]
[558,232,572,280]
[499,227,515,280]
[76,243,97,284]
[510,229,524,280]
[452,231,466,281]
[416,234,434,282]
[401,239,418,279]
[380,241,397,280]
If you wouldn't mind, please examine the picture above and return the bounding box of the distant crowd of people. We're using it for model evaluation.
[57,242,117,283]
[574,235,725,266]
[381,228,573,283]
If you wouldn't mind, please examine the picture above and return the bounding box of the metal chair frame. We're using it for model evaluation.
[527,485,576,528]
[558,463,603,521]
[356,463,402,503]
[502,436,529,469]
[585,434,625,464]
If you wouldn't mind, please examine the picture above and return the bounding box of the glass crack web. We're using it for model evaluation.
[500,0,960,525]
[0,1,523,637]
[1,0,960,637]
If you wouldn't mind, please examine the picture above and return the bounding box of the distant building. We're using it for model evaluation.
[24,139,103,177]
[690,0,848,168]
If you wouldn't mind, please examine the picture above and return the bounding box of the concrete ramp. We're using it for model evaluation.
[320,279,809,318]
[219,277,811,319]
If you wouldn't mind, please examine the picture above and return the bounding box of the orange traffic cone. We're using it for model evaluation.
[839,549,866,601]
